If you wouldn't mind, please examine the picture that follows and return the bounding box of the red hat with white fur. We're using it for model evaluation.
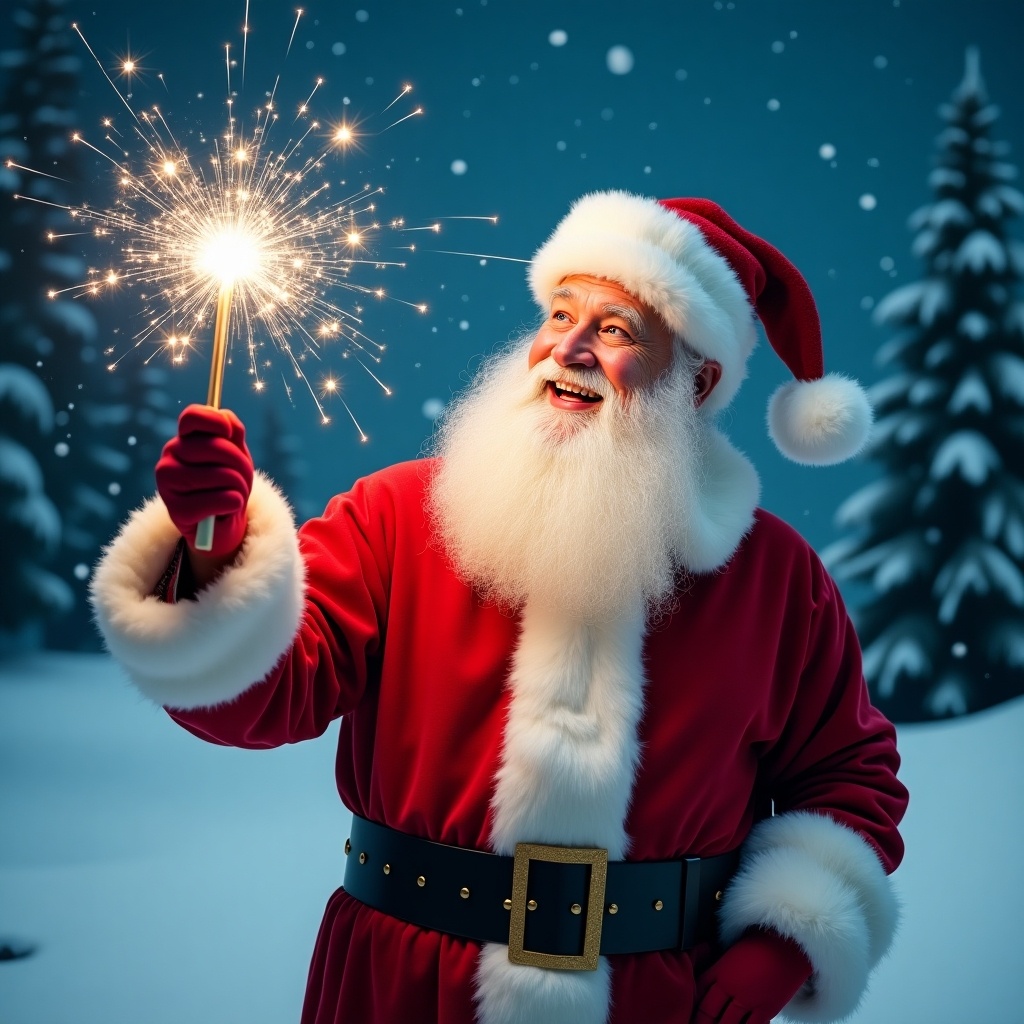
[528,191,872,465]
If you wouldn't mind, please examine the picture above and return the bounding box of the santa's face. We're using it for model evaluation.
[528,275,676,413]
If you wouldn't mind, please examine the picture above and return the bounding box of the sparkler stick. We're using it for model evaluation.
[194,283,234,552]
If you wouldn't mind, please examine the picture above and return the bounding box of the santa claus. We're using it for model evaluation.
[90,192,907,1024]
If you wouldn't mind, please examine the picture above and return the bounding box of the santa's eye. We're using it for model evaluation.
[602,324,633,341]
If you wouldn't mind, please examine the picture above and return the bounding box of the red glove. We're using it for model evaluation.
[693,928,813,1024]
[155,404,254,560]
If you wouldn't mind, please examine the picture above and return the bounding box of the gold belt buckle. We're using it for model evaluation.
[507,842,609,971]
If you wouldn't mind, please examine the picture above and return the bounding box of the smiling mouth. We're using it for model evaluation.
[548,381,603,404]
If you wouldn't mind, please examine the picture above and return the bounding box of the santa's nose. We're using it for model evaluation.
[551,324,597,368]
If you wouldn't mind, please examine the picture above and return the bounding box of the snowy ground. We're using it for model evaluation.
[1,652,1022,1024]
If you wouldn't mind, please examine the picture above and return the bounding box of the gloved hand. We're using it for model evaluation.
[693,928,813,1024]
[155,404,254,561]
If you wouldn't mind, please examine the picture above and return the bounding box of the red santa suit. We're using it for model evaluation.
[91,429,907,1024]
[91,191,907,1024]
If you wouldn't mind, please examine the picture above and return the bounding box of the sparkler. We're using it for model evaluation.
[13,8,428,552]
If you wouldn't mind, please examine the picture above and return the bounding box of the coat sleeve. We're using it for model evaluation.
[89,469,395,749]
[717,550,909,1024]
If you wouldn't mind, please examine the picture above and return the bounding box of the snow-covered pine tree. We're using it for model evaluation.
[0,364,71,648]
[825,49,1024,721]
[0,0,128,650]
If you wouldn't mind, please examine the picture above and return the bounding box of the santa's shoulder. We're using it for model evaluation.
[319,457,438,514]
[727,507,834,583]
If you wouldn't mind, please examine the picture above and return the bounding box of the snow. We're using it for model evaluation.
[864,630,931,697]
[606,45,634,75]
[8,492,62,550]
[989,621,1024,666]
[928,197,972,229]
[928,167,966,190]
[924,338,956,369]
[954,229,1007,274]
[39,252,85,279]
[1,653,1023,1023]
[983,184,1024,216]
[20,562,73,613]
[45,299,96,342]
[0,436,44,492]
[0,364,54,432]
[930,430,1001,484]
[31,105,76,128]
[957,310,990,341]
[908,376,946,405]
[990,352,1024,402]
[1005,303,1024,336]
[832,476,910,530]
[934,540,1024,623]
[971,104,1001,128]
[1010,240,1024,275]
[872,279,949,327]
[990,162,1019,182]
[866,371,912,407]
[947,368,992,414]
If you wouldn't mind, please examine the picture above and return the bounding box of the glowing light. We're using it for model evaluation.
[196,224,264,286]
[24,19,432,435]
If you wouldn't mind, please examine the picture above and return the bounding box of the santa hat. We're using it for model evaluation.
[528,191,872,465]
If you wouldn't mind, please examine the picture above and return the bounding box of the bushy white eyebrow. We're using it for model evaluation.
[602,303,646,340]
[548,288,647,340]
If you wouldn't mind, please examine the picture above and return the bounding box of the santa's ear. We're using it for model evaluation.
[694,360,723,408]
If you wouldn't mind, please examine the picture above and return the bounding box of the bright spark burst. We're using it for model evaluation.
[21,12,432,434]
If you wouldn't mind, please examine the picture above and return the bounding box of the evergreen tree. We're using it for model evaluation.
[0,364,71,647]
[825,49,1024,721]
[0,0,126,650]
[0,0,84,647]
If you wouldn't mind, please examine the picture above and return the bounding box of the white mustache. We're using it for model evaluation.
[527,357,612,400]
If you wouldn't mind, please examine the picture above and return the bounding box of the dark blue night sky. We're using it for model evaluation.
[66,0,1023,549]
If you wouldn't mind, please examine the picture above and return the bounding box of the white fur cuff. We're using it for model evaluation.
[718,812,899,1023]
[89,471,306,710]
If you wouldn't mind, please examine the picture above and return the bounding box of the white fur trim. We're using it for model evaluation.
[489,605,646,857]
[681,426,760,573]
[475,604,646,1024]
[89,471,305,710]
[767,374,873,466]
[475,943,612,1024]
[529,191,757,415]
[473,425,759,1022]
[718,812,899,1023]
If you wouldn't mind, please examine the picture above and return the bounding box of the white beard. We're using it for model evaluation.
[428,337,706,624]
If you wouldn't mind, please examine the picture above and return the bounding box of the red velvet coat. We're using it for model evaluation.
[158,459,907,1024]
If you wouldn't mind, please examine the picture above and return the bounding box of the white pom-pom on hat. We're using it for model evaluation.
[529,191,874,466]
[768,374,874,466]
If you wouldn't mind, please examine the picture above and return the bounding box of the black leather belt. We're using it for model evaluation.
[342,814,738,971]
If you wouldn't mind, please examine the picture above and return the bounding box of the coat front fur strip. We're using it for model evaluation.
[474,603,647,1024]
